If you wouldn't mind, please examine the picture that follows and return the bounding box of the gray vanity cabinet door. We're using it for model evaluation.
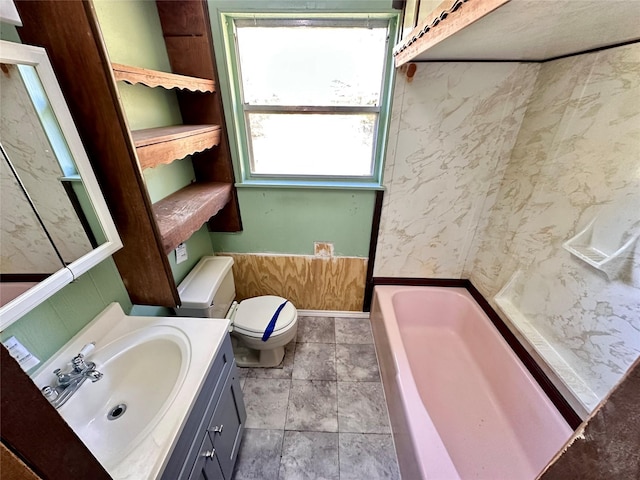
[208,366,246,479]
[188,435,223,480]
[160,338,245,480]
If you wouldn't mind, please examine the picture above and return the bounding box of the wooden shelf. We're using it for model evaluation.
[153,182,232,254]
[132,124,221,169]
[112,63,215,92]
[394,0,640,65]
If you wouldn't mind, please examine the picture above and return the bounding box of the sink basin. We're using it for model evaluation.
[57,326,190,468]
[31,303,230,479]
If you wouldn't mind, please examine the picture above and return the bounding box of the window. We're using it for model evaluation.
[220,13,398,187]
[18,65,77,177]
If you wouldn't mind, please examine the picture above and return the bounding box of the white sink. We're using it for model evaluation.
[31,303,230,479]
[58,326,190,469]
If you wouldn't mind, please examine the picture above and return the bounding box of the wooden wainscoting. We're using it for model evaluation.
[219,253,368,311]
[1,443,41,480]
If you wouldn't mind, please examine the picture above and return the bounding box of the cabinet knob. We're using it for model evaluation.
[211,424,224,434]
[201,449,216,459]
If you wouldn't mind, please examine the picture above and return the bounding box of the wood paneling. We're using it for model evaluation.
[1,443,41,480]
[364,190,385,311]
[221,253,368,311]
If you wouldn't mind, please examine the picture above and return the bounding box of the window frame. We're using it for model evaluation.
[211,3,400,189]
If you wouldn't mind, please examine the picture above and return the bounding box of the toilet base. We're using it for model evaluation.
[230,336,286,368]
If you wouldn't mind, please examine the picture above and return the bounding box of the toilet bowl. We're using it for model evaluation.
[174,256,298,368]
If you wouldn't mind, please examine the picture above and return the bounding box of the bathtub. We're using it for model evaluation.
[371,286,572,480]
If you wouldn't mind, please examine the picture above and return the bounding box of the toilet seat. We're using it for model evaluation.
[232,295,297,339]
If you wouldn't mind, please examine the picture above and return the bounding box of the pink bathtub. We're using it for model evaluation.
[371,286,572,479]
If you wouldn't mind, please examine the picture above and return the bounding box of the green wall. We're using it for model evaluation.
[211,188,376,257]
[168,226,215,283]
[0,259,132,372]
[0,21,19,42]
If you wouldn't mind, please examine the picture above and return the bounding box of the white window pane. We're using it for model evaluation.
[237,26,387,107]
[18,65,77,176]
[248,114,376,176]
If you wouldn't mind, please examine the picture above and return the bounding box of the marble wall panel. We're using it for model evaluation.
[471,44,640,409]
[219,253,367,311]
[375,61,539,278]
[467,54,593,286]
[0,63,92,266]
[0,159,63,274]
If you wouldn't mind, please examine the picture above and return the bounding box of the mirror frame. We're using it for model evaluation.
[0,40,122,328]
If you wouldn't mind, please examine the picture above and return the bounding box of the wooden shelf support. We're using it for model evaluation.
[112,63,215,92]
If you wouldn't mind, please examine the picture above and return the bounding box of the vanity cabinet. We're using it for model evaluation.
[15,0,242,308]
[161,334,246,480]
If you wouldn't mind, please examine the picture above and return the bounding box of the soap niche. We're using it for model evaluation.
[563,195,640,280]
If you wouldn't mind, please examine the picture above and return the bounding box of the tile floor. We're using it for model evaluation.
[233,315,401,480]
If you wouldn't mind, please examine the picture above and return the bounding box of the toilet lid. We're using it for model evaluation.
[234,296,297,337]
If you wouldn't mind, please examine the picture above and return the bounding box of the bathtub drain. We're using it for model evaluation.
[107,403,127,420]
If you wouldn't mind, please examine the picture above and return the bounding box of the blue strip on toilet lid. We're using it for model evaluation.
[261,300,288,342]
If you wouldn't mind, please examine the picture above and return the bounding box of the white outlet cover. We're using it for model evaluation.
[176,243,188,264]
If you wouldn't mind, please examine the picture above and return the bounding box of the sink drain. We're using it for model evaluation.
[107,403,127,420]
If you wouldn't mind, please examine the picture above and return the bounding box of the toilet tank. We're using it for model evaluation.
[174,256,236,318]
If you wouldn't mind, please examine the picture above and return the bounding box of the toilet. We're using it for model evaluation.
[174,256,298,368]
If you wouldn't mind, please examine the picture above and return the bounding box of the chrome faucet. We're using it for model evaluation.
[41,342,102,409]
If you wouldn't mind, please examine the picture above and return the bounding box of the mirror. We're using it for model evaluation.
[1,61,99,274]
[0,40,121,328]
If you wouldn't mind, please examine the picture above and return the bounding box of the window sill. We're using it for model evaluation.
[235,179,385,191]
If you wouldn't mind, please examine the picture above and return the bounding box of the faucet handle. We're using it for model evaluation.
[72,356,86,371]
[71,342,96,372]
[41,386,59,401]
[78,342,96,357]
